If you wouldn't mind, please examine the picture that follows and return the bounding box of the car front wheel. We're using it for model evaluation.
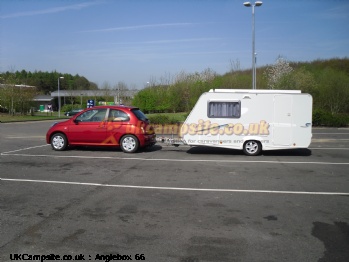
[120,135,139,153]
[51,133,68,151]
[243,140,262,156]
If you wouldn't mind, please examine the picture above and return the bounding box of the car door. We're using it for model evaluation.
[68,109,108,144]
[105,109,131,145]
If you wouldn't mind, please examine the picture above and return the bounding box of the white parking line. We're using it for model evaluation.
[1,178,348,196]
[314,133,349,135]
[310,148,349,150]
[6,136,45,139]
[1,152,349,165]
[1,144,49,154]
[312,139,349,141]
[1,145,349,165]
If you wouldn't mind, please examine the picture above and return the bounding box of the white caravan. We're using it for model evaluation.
[179,89,312,156]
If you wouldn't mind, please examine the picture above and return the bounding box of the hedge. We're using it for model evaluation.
[312,109,349,127]
[148,110,348,127]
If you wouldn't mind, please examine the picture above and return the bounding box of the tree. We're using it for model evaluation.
[73,75,92,90]
[132,87,157,113]
[0,70,98,94]
[99,82,114,104]
[264,56,293,89]
[0,73,37,114]
[17,85,37,114]
[113,81,128,105]
[317,68,349,114]
[286,67,318,93]
[1,73,17,114]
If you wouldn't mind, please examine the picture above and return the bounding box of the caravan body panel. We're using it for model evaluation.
[181,89,312,153]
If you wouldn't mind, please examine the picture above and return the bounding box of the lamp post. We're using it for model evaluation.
[244,1,262,90]
[58,76,64,117]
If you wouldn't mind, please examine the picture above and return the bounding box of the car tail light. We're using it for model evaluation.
[146,126,155,134]
[141,125,154,135]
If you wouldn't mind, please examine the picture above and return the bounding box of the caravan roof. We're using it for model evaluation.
[209,89,301,94]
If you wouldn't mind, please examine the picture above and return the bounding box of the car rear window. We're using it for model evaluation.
[131,109,148,121]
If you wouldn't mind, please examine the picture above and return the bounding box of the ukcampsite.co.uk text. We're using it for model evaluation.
[180,120,270,136]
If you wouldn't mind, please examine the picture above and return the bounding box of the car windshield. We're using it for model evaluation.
[131,109,148,121]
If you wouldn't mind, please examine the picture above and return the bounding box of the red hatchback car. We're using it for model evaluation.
[46,106,156,153]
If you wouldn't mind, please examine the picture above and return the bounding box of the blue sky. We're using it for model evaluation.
[1,0,348,89]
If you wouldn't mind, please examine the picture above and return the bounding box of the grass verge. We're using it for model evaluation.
[0,113,68,122]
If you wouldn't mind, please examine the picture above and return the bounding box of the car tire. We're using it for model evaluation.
[120,135,139,153]
[51,133,68,151]
[243,140,262,156]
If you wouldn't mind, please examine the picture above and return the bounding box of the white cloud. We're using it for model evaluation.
[81,23,202,33]
[0,1,101,19]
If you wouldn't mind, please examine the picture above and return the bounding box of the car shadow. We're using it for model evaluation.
[67,144,162,153]
[186,146,312,156]
[139,144,163,153]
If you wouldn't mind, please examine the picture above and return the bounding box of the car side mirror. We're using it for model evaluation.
[73,119,80,124]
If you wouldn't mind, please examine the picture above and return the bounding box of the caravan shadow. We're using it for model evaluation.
[261,148,312,156]
[186,146,312,156]
[186,146,243,155]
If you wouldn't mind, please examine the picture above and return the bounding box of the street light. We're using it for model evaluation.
[58,76,64,117]
[244,1,262,89]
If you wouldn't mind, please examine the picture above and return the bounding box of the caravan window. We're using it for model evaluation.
[208,101,241,118]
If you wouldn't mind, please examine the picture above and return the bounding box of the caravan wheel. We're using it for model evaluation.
[243,140,262,156]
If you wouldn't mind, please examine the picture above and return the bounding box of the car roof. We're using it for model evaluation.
[88,105,139,110]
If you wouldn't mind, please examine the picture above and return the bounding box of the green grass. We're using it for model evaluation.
[0,112,69,122]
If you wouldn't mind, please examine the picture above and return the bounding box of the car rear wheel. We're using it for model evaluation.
[243,140,262,156]
[120,135,139,153]
[51,133,68,151]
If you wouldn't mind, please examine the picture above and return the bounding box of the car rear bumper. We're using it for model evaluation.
[141,134,157,146]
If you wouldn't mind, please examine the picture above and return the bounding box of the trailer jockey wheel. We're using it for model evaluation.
[243,140,262,156]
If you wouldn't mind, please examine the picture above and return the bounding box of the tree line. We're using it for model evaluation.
[132,58,349,116]
[0,70,98,94]
[1,58,348,121]
[0,70,99,114]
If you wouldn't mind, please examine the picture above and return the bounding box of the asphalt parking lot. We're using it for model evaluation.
[1,120,349,262]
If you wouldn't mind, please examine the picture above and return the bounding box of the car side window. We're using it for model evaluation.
[76,109,107,122]
[108,109,130,122]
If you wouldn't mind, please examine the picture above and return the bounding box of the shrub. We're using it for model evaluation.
[328,114,349,127]
[148,115,170,125]
[147,113,188,124]
[313,109,349,127]
[61,104,83,113]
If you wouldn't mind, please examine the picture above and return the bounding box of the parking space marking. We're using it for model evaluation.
[1,144,349,165]
[1,152,349,165]
[310,148,349,150]
[6,136,45,139]
[2,178,349,196]
[1,144,49,154]
[312,139,349,142]
[314,133,349,135]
